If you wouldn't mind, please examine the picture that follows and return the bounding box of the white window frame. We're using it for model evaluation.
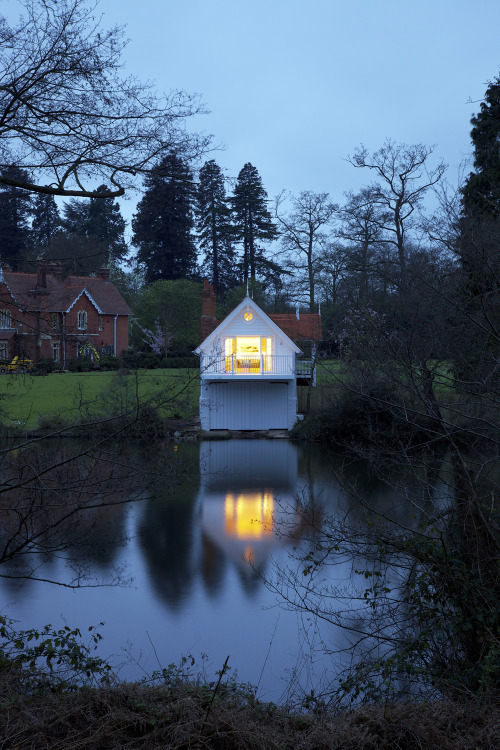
[0,342,7,359]
[0,309,12,329]
[52,342,60,362]
[77,310,87,330]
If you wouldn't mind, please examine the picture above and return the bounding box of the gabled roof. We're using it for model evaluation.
[195,296,301,354]
[269,313,322,341]
[0,271,132,315]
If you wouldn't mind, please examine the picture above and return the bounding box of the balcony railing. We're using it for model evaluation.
[201,353,295,376]
[296,359,314,377]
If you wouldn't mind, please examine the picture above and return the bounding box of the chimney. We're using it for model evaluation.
[201,278,217,341]
[50,262,63,282]
[36,258,47,289]
[99,267,110,281]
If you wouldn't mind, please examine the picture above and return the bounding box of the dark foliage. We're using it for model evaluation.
[462,75,500,217]
[133,154,198,283]
[231,163,278,283]
[197,160,239,296]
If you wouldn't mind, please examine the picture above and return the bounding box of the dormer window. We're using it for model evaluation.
[77,310,87,330]
[0,309,11,329]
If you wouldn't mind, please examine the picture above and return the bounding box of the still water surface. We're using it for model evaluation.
[0,438,414,701]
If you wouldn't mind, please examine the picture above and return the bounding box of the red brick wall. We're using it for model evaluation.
[0,285,129,363]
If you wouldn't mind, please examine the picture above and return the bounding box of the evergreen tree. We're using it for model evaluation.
[196,160,237,296]
[132,153,198,283]
[231,163,278,283]
[0,166,33,269]
[62,198,89,236]
[57,198,109,275]
[462,75,500,216]
[62,186,127,264]
[53,187,128,275]
[31,194,62,249]
[88,185,128,263]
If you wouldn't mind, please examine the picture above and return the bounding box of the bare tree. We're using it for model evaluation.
[0,0,210,198]
[334,187,385,302]
[275,191,337,311]
[272,257,500,704]
[348,140,446,288]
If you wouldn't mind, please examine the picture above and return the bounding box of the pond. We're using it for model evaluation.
[0,437,423,702]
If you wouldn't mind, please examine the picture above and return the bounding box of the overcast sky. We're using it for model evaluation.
[94,0,500,227]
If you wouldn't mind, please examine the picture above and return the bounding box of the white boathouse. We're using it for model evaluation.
[195,282,322,431]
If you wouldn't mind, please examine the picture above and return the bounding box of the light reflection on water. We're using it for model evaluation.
[0,438,409,701]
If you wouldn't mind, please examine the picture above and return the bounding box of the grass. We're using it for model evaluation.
[0,369,200,430]
[0,666,497,750]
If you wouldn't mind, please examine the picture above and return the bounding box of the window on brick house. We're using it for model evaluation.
[0,309,11,329]
[0,342,7,359]
[77,310,87,330]
[52,313,58,330]
[52,342,60,362]
[98,316,103,331]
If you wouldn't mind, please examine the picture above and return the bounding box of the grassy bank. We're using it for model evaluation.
[0,667,497,749]
[0,369,200,430]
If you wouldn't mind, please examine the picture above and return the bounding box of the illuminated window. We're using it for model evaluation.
[224,336,274,372]
[224,491,274,539]
[0,309,11,329]
[243,310,253,322]
[77,310,87,330]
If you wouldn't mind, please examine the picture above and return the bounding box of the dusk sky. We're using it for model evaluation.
[94,0,500,227]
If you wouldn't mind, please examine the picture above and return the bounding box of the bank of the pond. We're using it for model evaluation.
[1,669,497,750]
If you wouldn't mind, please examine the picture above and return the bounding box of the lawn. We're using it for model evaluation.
[0,369,200,430]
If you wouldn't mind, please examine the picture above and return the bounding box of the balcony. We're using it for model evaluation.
[201,353,295,378]
[200,354,315,379]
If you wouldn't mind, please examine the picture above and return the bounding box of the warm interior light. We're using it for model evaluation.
[236,337,260,357]
[244,311,253,321]
[225,492,274,538]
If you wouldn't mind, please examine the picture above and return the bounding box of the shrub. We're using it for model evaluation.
[293,379,436,449]
[34,357,55,375]
[99,355,120,370]
[120,351,163,369]
[160,356,199,369]
[68,356,93,372]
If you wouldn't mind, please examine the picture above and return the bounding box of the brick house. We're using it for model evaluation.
[0,260,132,366]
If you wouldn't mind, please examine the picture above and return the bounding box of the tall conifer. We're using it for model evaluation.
[31,194,62,249]
[132,153,198,283]
[0,166,33,269]
[462,75,500,216]
[196,160,237,295]
[231,163,278,283]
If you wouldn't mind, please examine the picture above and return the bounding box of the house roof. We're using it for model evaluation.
[195,296,301,354]
[269,313,322,341]
[1,271,132,316]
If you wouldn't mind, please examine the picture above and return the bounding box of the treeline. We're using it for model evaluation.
[2,73,499,365]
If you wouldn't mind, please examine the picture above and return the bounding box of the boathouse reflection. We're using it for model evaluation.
[138,439,321,609]
[198,440,301,572]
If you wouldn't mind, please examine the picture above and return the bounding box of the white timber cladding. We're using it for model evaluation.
[196,297,300,430]
[209,381,290,430]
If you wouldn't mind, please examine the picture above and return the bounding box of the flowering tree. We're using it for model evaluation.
[137,319,174,357]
